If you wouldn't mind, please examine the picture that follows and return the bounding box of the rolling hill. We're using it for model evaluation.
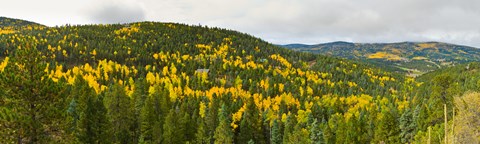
[282,41,480,76]
[0,17,44,27]
[0,17,45,35]
[0,16,408,143]
[0,17,474,143]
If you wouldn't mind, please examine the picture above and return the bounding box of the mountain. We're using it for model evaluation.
[282,41,480,76]
[0,17,474,143]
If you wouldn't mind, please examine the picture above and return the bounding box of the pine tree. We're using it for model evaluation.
[374,108,400,143]
[180,98,197,142]
[178,102,189,143]
[66,98,78,138]
[310,119,323,144]
[206,94,220,143]
[163,108,186,144]
[400,108,416,143]
[140,85,171,143]
[104,84,134,143]
[139,94,163,143]
[323,121,334,144]
[179,112,189,143]
[238,97,266,144]
[162,109,176,144]
[78,95,112,143]
[65,78,81,140]
[432,74,454,143]
[0,42,65,143]
[195,118,209,144]
[282,114,296,143]
[270,119,282,144]
[214,104,234,144]
[287,125,311,144]
[130,78,148,143]
[67,76,95,142]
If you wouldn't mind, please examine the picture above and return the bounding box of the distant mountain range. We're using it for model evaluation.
[281,41,480,76]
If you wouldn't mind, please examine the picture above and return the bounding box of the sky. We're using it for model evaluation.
[1,0,480,47]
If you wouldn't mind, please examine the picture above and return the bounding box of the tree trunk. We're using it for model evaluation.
[451,109,454,144]
[428,126,431,144]
[30,103,38,143]
[444,104,448,144]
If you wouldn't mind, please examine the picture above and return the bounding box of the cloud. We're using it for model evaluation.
[142,0,480,47]
[2,0,480,47]
[88,0,146,24]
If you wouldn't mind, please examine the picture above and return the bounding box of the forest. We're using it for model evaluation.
[0,17,479,143]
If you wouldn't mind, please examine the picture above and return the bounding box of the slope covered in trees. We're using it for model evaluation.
[0,17,44,27]
[0,17,45,35]
[409,62,480,143]
[282,41,480,76]
[0,17,476,143]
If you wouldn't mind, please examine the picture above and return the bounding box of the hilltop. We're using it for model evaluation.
[0,17,45,34]
[0,17,44,27]
[282,41,480,76]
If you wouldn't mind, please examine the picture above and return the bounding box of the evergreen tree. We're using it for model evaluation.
[104,84,134,143]
[180,98,197,142]
[282,114,296,143]
[270,119,282,144]
[163,108,186,144]
[67,77,96,142]
[373,108,400,144]
[77,94,111,143]
[162,109,176,144]
[400,108,416,143]
[310,119,323,144]
[287,125,311,144]
[178,102,190,142]
[214,104,234,144]
[130,78,148,143]
[65,77,85,140]
[0,43,65,143]
[195,118,209,144]
[238,97,266,144]
[323,121,334,144]
[139,93,163,143]
[141,86,171,143]
[205,97,219,143]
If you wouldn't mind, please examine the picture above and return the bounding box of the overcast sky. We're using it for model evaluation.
[2,0,480,47]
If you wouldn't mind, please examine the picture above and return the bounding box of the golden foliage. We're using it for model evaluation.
[0,57,9,72]
[367,52,402,61]
[199,102,207,118]
[0,28,15,35]
[454,92,480,143]
[412,56,428,60]
[416,43,437,51]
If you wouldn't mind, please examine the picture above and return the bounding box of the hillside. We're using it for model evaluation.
[0,17,44,27]
[0,17,45,35]
[283,41,480,76]
[0,17,474,143]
